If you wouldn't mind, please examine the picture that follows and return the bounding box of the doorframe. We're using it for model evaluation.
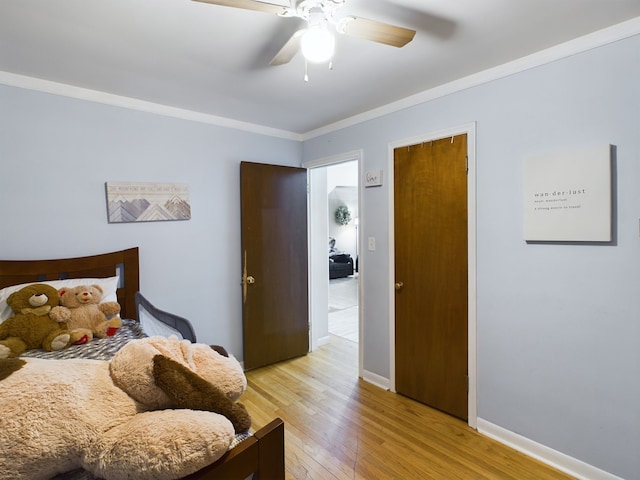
[387,123,477,428]
[303,149,363,377]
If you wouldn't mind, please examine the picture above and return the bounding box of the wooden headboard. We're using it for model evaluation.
[0,248,140,320]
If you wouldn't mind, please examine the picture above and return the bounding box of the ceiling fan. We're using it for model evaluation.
[192,0,416,66]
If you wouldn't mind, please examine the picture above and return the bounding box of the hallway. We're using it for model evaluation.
[328,275,358,343]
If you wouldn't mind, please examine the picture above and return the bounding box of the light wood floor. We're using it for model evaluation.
[243,335,574,480]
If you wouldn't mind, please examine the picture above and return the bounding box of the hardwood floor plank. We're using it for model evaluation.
[244,335,574,479]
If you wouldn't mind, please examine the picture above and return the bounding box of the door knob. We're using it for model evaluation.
[242,250,256,304]
[395,282,404,291]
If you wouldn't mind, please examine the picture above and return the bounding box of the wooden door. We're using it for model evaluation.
[240,162,309,370]
[394,135,468,420]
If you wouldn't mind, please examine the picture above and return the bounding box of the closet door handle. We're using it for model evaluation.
[395,281,404,291]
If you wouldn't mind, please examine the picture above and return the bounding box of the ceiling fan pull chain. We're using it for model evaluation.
[304,59,309,82]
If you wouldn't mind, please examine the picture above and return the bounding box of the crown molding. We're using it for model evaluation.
[0,71,302,142]
[302,16,640,140]
[1,17,638,143]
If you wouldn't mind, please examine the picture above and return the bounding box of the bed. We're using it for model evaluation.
[0,247,284,480]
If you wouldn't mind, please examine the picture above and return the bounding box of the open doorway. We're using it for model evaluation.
[327,162,359,343]
[305,150,361,362]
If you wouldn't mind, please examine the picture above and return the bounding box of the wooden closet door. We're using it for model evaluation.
[394,135,468,420]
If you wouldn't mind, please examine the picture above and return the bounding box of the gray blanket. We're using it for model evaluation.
[21,319,146,361]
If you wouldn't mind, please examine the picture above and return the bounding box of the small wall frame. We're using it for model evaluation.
[523,145,612,242]
[105,182,191,223]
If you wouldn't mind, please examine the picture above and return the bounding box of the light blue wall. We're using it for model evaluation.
[303,35,640,478]
[0,85,302,359]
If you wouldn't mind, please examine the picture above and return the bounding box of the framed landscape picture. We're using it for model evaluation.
[105,182,191,223]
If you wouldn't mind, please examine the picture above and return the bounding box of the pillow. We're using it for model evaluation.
[0,276,119,323]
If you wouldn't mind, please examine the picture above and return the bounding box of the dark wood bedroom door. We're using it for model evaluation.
[240,161,309,370]
[394,134,468,420]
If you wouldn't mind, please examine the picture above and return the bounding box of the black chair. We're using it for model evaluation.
[135,291,197,342]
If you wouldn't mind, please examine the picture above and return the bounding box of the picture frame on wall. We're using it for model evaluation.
[523,145,612,242]
[105,182,191,223]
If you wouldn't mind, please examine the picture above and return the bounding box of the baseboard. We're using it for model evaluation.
[361,369,390,390]
[477,418,623,480]
[317,335,331,347]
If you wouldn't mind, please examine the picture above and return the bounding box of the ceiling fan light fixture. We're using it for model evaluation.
[301,23,335,64]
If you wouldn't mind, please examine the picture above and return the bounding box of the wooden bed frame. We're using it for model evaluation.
[0,247,285,480]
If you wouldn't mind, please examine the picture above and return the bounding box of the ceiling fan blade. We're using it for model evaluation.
[192,0,289,15]
[270,29,305,66]
[338,16,416,48]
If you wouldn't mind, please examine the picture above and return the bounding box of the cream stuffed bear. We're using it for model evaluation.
[50,284,122,344]
[0,336,251,480]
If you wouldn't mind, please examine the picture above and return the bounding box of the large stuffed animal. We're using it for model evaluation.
[0,283,71,358]
[0,336,251,480]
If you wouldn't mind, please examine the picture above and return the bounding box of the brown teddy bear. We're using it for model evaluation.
[0,336,251,480]
[50,284,122,345]
[0,283,71,358]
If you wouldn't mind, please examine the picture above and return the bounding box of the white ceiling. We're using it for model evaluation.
[1,0,639,136]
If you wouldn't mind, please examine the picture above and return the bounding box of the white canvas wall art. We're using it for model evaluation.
[523,145,611,241]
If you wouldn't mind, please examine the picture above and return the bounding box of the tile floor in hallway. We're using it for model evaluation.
[328,275,358,343]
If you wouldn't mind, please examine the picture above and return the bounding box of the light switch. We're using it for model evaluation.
[368,237,376,251]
